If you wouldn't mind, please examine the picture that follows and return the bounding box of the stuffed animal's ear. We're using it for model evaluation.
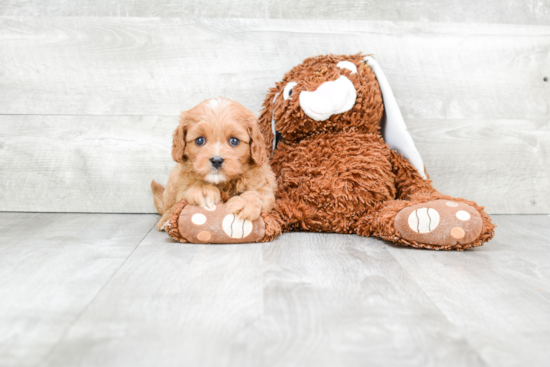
[364,56,427,179]
[172,112,189,163]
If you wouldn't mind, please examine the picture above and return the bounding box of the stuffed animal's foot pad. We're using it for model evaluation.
[179,203,265,244]
[395,200,482,246]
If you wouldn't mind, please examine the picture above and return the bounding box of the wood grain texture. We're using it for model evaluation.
[387,215,550,367]
[0,212,157,367]
[411,119,550,214]
[0,0,549,25]
[1,116,547,214]
[0,115,174,213]
[43,230,264,367]
[0,17,548,214]
[1,213,549,366]
[262,232,486,367]
[0,18,548,119]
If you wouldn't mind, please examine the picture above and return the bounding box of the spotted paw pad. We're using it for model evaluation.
[178,203,265,244]
[395,200,483,247]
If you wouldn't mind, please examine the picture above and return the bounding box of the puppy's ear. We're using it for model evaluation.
[172,112,190,163]
[248,115,268,166]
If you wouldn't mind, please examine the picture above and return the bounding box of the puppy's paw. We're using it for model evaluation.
[156,209,173,231]
[184,185,221,207]
[226,195,262,221]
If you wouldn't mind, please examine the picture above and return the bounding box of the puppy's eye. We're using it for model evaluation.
[229,137,240,146]
[283,82,297,100]
[195,137,206,146]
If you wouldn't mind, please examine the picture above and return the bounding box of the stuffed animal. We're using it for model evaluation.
[167,53,495,250]
[255,53,495,250]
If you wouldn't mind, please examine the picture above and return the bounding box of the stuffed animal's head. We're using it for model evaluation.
[258,53,384,148]
[258,53,428,179]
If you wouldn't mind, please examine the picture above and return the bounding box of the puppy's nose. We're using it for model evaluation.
[210,156,224,169]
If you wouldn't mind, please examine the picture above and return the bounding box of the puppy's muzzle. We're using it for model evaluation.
[210,156,224,169]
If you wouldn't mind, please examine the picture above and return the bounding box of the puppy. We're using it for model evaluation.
[151,97,276,231]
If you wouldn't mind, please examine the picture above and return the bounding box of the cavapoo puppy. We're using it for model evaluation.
[151,97,276,231]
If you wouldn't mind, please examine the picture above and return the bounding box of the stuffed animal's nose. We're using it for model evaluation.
[316,82,335,100]
[210,156,224,169]
[299,75,356,121]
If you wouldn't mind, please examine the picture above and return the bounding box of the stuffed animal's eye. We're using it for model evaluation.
[336,61,357,74]
[229,137,240,146]
[283,82,297,100]
[195,137,206,146]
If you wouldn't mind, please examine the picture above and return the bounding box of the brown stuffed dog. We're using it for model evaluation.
[254,53,496,250]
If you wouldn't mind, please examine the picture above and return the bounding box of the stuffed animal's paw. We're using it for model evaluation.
[394,200,483,247]
[177,202,265,244]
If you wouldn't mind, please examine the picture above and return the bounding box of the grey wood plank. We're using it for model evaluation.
[2,213,549,366]
[0,212,158,367]
[0,18,547,119]
[262,232,487,367]
[0,115,174,213]
[1,115,548,214]
[43,230,264,367]
[0,0,548,25]
[0,211,29,230]
[1,17,549,214]
[386,215,550,367]
[410,119,550,215]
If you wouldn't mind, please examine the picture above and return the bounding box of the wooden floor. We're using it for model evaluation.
[1,213,549,367]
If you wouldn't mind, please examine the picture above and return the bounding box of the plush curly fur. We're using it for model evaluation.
[257,53,495,250]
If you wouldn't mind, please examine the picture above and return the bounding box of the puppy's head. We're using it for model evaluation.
[172,97,267,184]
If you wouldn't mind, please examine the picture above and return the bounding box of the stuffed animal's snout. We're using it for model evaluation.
[299,76,357,121]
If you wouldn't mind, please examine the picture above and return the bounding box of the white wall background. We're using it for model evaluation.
[0,1,549,214]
